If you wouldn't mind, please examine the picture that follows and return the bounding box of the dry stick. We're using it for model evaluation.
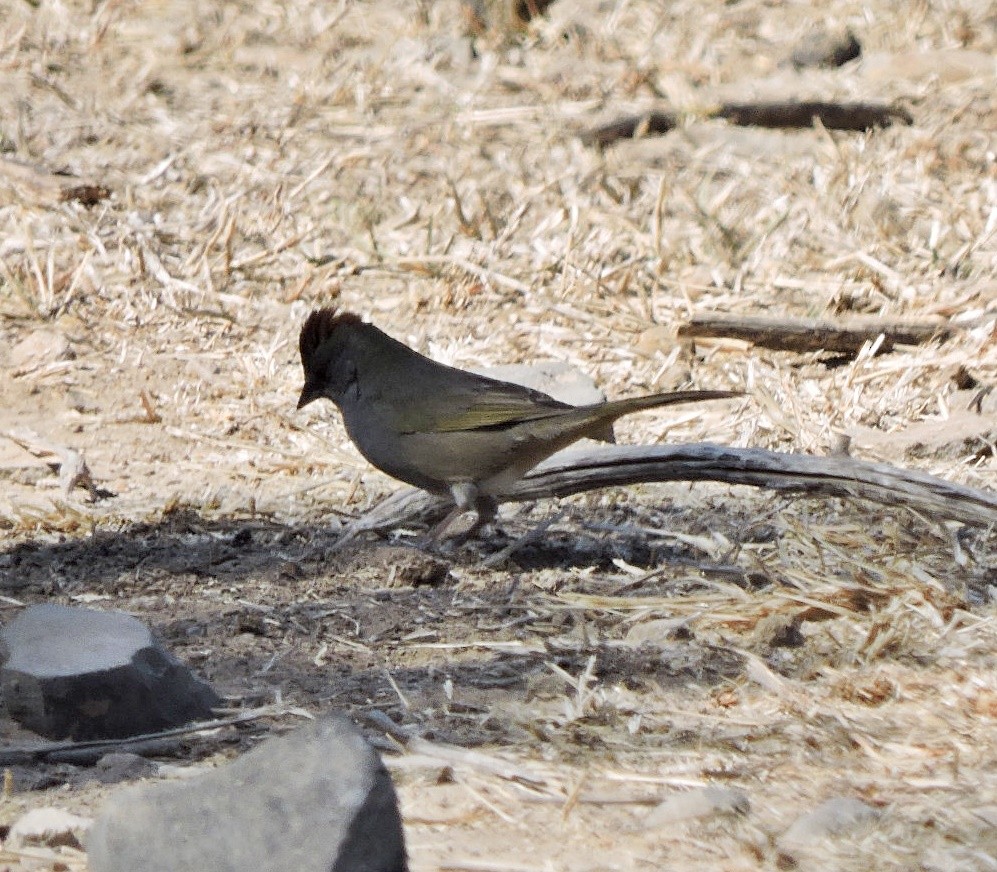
[678,313,953,354]
[0,705,306,766]
[344,444,997,537]
[3,428,101,499]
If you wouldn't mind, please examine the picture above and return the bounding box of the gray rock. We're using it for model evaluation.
[92,752,159,784]
[8,329,73,371]
[472,362,607,407]
[0,604,220,740]
[643,785,750,828]
[791,27,861,69]
[779,796,880,851]
[86,716,408,872]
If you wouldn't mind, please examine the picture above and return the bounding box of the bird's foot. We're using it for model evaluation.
[418,488,498,549]
[422,508,480,547]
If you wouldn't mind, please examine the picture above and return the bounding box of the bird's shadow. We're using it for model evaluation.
[0,502,764,594]
[0,505,756,788]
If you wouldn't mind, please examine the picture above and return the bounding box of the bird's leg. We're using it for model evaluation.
[464,493,498,537]
[425,482,495,543]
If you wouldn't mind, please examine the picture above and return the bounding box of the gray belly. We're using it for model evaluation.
[342,414,547,497]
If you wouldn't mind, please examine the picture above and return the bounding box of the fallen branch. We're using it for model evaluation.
[716,100,912,131]
[580,100,912,148]
[340,444,997,538]
[678,313,953,354]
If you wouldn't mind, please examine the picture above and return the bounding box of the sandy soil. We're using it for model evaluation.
[0,0,995,869]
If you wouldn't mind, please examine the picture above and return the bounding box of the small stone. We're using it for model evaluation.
[92,752,159,784]
[8,329,73,371]
[779,797,879,853]
[472,362,607,406]
[0,604,221,740]
[624,617,690,646]
[791,27,861,69]
[85,716,408,872]
[644,785,750,828]
[7,806,92,850]
[634,324,676,358]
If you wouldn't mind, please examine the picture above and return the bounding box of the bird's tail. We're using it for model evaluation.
[586,389,742,442]
[601,389,742,415]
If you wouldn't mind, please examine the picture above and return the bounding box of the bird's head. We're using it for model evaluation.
[296,308,365,409]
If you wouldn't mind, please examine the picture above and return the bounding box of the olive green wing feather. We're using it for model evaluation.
[394,378,574,434]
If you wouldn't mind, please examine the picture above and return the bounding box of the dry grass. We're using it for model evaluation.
[0,0,995,869]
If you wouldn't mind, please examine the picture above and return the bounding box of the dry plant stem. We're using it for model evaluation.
[678,313,954,353]
[349,444,997,535]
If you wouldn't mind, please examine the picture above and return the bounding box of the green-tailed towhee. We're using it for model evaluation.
[297,308,740,537]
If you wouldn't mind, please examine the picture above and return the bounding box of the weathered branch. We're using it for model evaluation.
[678,313,953,354]
[347,444,997,536]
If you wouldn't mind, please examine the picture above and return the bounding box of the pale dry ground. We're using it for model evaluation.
[0,0,995,869]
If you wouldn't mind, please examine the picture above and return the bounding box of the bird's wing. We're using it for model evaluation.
[430,401,570,432]
[398,379,576,434]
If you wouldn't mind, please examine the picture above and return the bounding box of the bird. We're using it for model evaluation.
[297,308,740,539]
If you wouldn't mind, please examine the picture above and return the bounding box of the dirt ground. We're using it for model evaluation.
[0,0,995,869]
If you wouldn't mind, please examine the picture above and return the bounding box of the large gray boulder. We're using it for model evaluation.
[86,716,408,872]
[0,603,220,740]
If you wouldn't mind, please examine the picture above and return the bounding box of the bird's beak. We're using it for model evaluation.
[297,385,319,410]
